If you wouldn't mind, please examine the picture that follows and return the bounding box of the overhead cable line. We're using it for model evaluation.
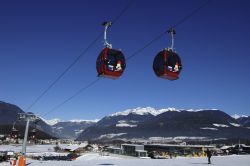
[25,0,135,112]
[126,32,165,61]
[25,34,102,112]
[172,0,210,28]
[39,0,210,119]
[41,78,100,117]
[112,0,135,25]
[127,0,210,60]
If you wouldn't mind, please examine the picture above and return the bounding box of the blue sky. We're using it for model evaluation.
[0,0,249,120]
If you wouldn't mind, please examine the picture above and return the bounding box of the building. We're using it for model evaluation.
[121,144,147,157]
[224,144,250,154]
[107,146,122,155]
[144,144,215,157]
[64,142,91,153]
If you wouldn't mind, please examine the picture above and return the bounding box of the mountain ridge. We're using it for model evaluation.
[77,108,250,141]
[1,101,249,141]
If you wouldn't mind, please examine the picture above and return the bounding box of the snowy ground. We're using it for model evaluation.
[1,153,249,166]
[0,144,58,153]
[1,145,250,166]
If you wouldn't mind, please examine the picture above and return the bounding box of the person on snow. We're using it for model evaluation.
[206,148,212,164]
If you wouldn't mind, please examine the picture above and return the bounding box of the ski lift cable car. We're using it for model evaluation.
[11,121,19,139]
[153,27,182,80]
[96,21,126,79]
[30,121,38,140]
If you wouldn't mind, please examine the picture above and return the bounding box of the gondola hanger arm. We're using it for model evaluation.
[102,21,112,49]
[167,27,176,51]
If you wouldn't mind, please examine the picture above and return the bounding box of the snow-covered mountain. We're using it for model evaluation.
[0,101,57,139]
[109,107,223,117]
[0,101,97,139]
[231,114,248,119]
[2,101,250,141]
[69,119,99,123]
[110,107,179,117]
[230,114,250,127]
[43,118,61,126]
[236,117,250,127]
[43,118,99,126]
[51,120,98,139]
[77,107,250,141]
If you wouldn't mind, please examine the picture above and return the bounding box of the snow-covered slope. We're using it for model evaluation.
[69,119,99,123]
[2,145,250,166]
[231,114,248,119]
[110,107,179,117]
[51,120,97,139]
[235,116,250,127]
[43,118,61,126]
[109,107,224,117]
[43,118,99,126]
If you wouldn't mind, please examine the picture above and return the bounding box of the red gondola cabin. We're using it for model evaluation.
[96,47,126,79]
[153,49,182,80]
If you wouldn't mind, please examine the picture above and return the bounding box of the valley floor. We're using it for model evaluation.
[1,153,250,166]
[0,145,250,166]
